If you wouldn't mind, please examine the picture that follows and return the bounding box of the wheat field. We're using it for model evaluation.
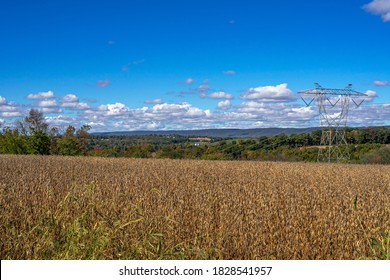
[0,155,389,259]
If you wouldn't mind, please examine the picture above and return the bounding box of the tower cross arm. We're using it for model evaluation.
[298,88,367,96]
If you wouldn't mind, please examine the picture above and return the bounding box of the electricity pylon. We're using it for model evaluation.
[299,83,367,163]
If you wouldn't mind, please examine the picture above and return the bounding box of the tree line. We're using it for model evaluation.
[1,109,390,163]
[0,109,90,155]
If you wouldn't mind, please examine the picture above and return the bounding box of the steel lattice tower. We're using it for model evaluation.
[299,83,367,163]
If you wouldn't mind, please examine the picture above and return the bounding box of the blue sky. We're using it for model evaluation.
[0,0,389,131]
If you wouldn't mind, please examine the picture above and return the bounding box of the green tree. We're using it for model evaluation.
[76,125,91,154]
[57,125,81,155]
[27,130,51,155]
[57,137,81,155]
[0,127,27,154]
[23,109,51,155]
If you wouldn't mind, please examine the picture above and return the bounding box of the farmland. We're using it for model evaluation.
[0,155,389,259]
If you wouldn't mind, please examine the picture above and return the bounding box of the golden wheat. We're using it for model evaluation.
[0,155,389,259]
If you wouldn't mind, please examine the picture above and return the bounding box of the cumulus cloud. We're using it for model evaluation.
[145,122,163,130]
[60,94,79,103]
[363,0,390,21]
[180,78,194,85]
[37,100,57,107]
[62,102,90,110]
[347,103,390,126]
[26,90,55,100]
[36,99,390,130]
[149,103,206,118]
[286,106,317,120]
[78,101,214,131]
[96,80,111,88]
[232,100,318,127]
[217,100,231,110]
[197,84,211,93]
[194,80,212,94]
[240,83,296,102]
[0,96,6,104]
[1,87,390,131]
[41,107,62,114]
[201,91,234,99]
[373,80,389,86]
[363,90,378,102]
[223,70,236,75]
[0,103,20,114]
[59,94,90,110]
[144,98,164,105]
[97,102,130,116]
[2,112,23,117]
[33,99,62,114]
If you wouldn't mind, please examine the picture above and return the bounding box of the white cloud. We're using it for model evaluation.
[59,94,90,110]
[78,101,214,131]
[347,103,390,126]
[286,106,317,120]
[2,87,390,131]
[37,100,57,107]
[35,99,61,114]
[2,112,23,117]
[236,101,275,113]
[179,77,195,85]
[70,98,390,131]
[144,98,164,104]
[61,102,90,110]
[201,91,234,99]
[97,102,130,116]
[45,115,74,126]
[363,0,390,21]
[197,84,210,93]
[26,90,55,100]
[41,107,62,114]
[373,80,389,86]
[60,94,79,103]
[149,103,207,118]
[223,70,236,75]
[363,90,378,102]
[217,100,231,110]
[0,96,6,104]
[87,121,106,127]
[0,104,20,113]
[240,83,296,102]
[146,122,163,130]
[80,97,390,131]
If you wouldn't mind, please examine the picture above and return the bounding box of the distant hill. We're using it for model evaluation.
[93,127,321,138]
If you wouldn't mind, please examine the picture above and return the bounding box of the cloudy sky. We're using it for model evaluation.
[0,0,389,131]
